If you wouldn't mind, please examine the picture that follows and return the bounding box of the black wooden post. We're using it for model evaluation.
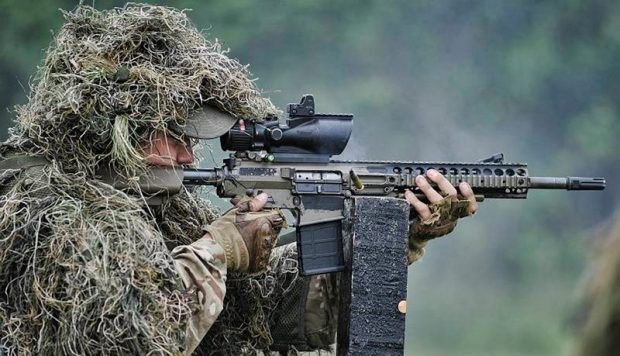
[337,196,410,355]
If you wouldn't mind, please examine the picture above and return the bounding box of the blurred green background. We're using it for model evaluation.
[1,1,618,354]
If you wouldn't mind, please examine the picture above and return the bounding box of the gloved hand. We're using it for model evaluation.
[205,193,286,273]
[404,169,478,264]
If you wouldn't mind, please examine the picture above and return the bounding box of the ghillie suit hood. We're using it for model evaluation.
[1,3,278,180]
[0,4,283,355]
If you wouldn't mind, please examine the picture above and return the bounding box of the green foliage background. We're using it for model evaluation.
[1,1,618,354]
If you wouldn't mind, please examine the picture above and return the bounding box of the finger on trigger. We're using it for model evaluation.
[249,193,269,212]
[427,169,457,201]
[405,189,432,220]
[416,174,443,204]
[459,182,478,215]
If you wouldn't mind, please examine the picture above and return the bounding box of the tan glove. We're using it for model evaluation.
[407,195,472,264]
[206,198,286,273]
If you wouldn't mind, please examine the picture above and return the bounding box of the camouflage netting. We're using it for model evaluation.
[573,213,620,356]
[197,244,301,355]
[154,189,220,248]
[0,3,291,355]
[0,163,193,354]
[2,3,279,179]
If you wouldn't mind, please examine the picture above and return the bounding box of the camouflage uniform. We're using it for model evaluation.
[170,226,228,353]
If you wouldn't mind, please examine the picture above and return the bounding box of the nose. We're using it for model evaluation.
[177,142,194,164]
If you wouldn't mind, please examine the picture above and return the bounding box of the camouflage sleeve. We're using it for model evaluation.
[302,273,340,348]
[171,234,228,355]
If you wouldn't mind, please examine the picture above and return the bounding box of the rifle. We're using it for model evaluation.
[140,95,606,275]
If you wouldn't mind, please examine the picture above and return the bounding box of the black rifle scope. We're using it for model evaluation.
[220,95,353,158]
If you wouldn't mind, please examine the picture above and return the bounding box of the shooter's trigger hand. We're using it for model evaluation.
[206,193,286,273]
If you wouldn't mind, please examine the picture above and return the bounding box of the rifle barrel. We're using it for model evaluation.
[529,177,606,190]
[183,168,220,185]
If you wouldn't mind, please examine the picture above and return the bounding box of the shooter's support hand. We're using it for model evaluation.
[404,169,478,264]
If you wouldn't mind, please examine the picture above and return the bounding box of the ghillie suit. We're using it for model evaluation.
[573,213,620,356]
[0,4,295,355]
[0,163,198,355]
[3,4,277,180]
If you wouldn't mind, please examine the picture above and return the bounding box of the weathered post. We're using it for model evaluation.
[337,196,410,355]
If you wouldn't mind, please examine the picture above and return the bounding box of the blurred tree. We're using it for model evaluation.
[572,213,620,356]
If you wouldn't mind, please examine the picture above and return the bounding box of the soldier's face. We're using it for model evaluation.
[141,131,194,167]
